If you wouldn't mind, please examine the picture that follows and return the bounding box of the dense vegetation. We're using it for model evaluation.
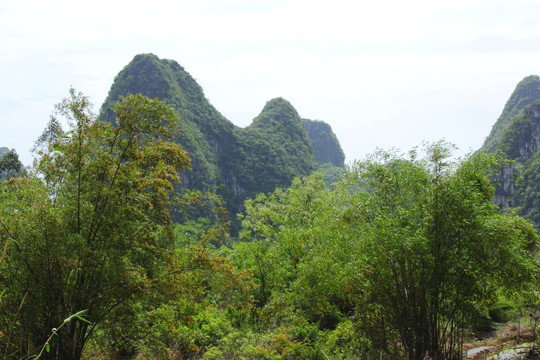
[0,148,24,180]
[481,75,540,154]
[499,100,540,226]
[479,76,540,230]
[0,90,194,359]
[0,89,538,359]
[228,98,317,197]
[2,59,540,359]
[100,53,226,191]
[99,54,341,230]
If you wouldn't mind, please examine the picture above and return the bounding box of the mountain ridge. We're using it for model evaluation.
[481,75,540,153]
[479,76,540,228]
[99,53,344,224]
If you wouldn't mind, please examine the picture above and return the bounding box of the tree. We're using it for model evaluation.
[237,173,334,308]
[347,143,538,359]
[0,89,190,359]
[232,173,370,358]
[0,149,25,180]
[228,143,538,359]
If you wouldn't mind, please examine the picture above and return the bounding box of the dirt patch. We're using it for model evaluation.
[464,323,538,359]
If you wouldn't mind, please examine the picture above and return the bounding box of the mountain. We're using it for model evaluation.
[481,75,540,153]
[99,54,339,224]
[498,100,540,162]
[495,100,540,225]
[226,98,318,198]
[100,54,225,190]
[303,119,345,167]
[479,76,540,227]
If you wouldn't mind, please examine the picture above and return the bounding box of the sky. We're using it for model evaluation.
[2,0,540,166]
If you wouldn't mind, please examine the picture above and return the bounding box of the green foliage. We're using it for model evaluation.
[498,100,540,161]
[514,151,540,227]
[99,54,330,232]
[237,173,333,305]
[91,192,252,359]
[0,89,190,359]
[490,99,540,228]
[95,240,254,359]
[322,319,378,359]
[222,98,318,212]
[200,319,327,360]
[231,172,371,358]
[172,189,231,247]
[99,53,224,191]
[345,143,538,359]
[317,162,347,186]
[231,142,538,360]
[1,131,536,359]
[482,75,540,153]
[0,149,25,180]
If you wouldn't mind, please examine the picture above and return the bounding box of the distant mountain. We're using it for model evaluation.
[481,75,540,153]
[479,76,540,227]
[99,54,341,224]
[498,100,540,162]
[100,53,225,191]
[228,98,318,197]
[303,119,345,167]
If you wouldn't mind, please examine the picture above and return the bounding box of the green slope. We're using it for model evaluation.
[100,53,223,190]
[303,118,345,167]
[99,54,336,224]
[226,98,317,197]
[481,75,540,153]
[498,100,540,161]
[480,76,540,228]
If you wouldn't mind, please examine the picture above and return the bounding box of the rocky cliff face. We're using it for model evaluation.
[99,54,338,224]
[303,119,345,167]
[480,76,540,227]
[491,101,540,209]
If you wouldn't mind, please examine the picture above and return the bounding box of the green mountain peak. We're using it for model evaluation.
[480,75,540,228]
[303,119,345,167]
[99,54,342,229]
[481,75,540,153]
[258,97,299,120]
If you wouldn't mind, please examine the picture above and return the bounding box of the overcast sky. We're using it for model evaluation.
[2,0,540,166]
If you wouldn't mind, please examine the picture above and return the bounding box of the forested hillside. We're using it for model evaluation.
[303,119,345,167]
[481,75,540,154]
[479,75,540,228]
[99,54,342,225]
